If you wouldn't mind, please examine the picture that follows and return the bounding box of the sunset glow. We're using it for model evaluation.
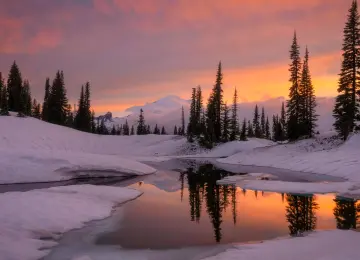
[0,0,348,114]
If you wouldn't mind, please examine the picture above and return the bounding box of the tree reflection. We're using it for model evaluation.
[185,164,236,242]
[333,197,360,229]
[285,194,318,236]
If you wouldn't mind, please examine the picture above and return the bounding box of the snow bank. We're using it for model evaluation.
[218,134,360,182]
[203,230,360,260]
[0,185,141,260]
[191,138,275,158]
[217,177,360,197]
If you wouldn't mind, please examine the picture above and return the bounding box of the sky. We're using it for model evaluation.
[0,0,350,115]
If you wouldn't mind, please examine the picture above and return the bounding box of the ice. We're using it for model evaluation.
[203,230,360,260]
[0,185,141,260]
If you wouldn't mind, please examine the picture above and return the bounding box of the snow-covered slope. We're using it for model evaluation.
[0,116,190,184]
[100,96,335,134]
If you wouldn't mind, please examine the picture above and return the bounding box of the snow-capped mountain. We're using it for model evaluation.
[98,95,335,134]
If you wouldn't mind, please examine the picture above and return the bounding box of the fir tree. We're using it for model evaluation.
[116,125,122,135]
[111,125,116,135]
[147,125,151,134]
[253,105,261,138]
[299,47,317,137]
[230,87,239,141]
[287,32,302,140]
[137,108,146,135]
[84,82,92,132]
[260,107,266,138]
[17,84,27,117]
[91,110,96,133]
[154,124,160,134]
[42,78,51,121]
[7,61,23,112]
[174,125,178,135]
[181,106,185,135]
[195,86,203,136]
[240,119,247,141]
[161,126,166,135]
[206,61,224,143]
[123,120,130,135]
[333,1,360,140]
[280,102,287,139]
[130,125,135,135]
[247,120,254,137]
[272,115,278,141]
[32,99,41,119]
[0,85,9,115]
[187,88,197,140]
[48,71,69,125]
[222,103,230,142]
[265,116,271,139]
[22,80,32,116]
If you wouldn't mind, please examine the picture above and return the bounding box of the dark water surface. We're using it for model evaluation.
[96,163,360,249]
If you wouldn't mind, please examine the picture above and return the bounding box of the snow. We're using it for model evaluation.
[217,133,360,182]
[203,230,360,260]
[217,177,360,197]
[0,185,141,260]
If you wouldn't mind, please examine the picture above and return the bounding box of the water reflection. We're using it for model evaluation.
[333,197,360,229]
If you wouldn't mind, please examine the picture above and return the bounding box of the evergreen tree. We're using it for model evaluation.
[272,115,278,141]
[265,116,271,139]
[22,80,32,116]
[206,62,224,143]
[230,87,239,141]
[247,120,254,137]
[154,124,160,134]
[0,85,9,115]
[195,86,203,136]
[222,103,230,142]
[116,125,122,135]
[287,32,302,140]
[84,82,92,132]
[137,108,146,135]
[240,119,247,141]
[260,107,266,138]
[7,61,22,112]
[333,1,360,140]
[147,125,151,134]
[123,120,130,135]
[181,106,185,135]
[32,99,41,119]
[64,104,73,127]
[161,126,166,135]
[187,87,197,140]
[17,83,27,117]
[48,71,69,125]
[42,78,51,121]
[130,125,135,135]
[253,105,261,138]
[91,110,96,133]
[280,102,287,139]
[111,125,116,135]
[174,125,178,135]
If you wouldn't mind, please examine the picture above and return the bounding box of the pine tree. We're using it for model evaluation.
[22,80,32,116]
[299,47,317,137]
[174,125,178,135]
[147,125,151,134]
[48,71,69,125]
[42,78,51,121]
[260,107,266,138]
[84,82,92,132]
[154,124,160,134]
[280,102,287,139]
[116,125,122,135]
[287,32,302,140]
[253,105,261,138]
[32,99,41,119]
[247,120,254,137]
[17,84,27,117]
[272,115,278,141]
[195,86,203,136]
[333,1,360,140]
[181,106,185,135]
[123,120,130,135]
[265,116,271,139]
[240,119,247,141]
[0,85,9,115]
[130,125,135,135]
[137,108,146,135]
[91,110,96,133]
[230,87,239,141]
[111,125,116,135]
[222,103,230,142]
[187,88,196,140]
[7,61,22,112]
[161,126,166,135]
[206,61,224,143]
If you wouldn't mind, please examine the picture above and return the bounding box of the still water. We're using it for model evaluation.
[96,164,360,249]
